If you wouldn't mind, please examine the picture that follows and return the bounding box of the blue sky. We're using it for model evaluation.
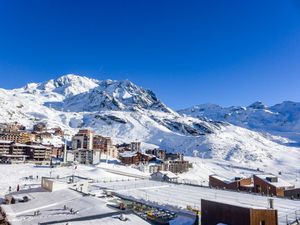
[0,0,300,109]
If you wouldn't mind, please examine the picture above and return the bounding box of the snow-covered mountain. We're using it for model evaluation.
[179,101,300,146]
[1,74,300,172]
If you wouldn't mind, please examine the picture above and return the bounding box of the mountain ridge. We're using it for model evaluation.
[0,74,299,173]
[179,101,300,145]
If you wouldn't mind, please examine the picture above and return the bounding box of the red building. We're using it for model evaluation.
[253,174,294,197]
[119,151,151,165]
[209,174,253,191]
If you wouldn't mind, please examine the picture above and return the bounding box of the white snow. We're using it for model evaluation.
[0,75,300,193]
[97,179,300,225]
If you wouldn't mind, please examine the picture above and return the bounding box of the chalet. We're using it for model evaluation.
[119,151,151,165]
[150,171,178,182]
[253,174,294,197]
[209,174,253,191]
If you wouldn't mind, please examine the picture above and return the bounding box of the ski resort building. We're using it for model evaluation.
[119,151,151,165]
[72,130,118,158]
[150,171,178,182]
[209,174,253,191]
[201,199,278,225]
[164,159,191,174]
[0,131,35,143]
[145,149,166,160]
[33,122,47,132]
[73,149,100,165]
[284,187,300,199]
[72,129,94,150]
[253,174,295,197]
[0,142,52,162]
[0,140,12,156]
[130,141,141,152]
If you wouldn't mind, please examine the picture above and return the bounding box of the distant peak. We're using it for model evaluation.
[247,101,267,110]
[54,74,99,84]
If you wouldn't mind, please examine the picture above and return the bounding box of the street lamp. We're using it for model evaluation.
[63,133,71,164]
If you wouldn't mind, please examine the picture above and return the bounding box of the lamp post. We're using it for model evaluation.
[63,133,70,164]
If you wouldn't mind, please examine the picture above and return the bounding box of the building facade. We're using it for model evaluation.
[253,174,294,197]
[201,199,278,225]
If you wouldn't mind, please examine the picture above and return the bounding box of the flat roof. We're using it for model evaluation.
[1,188,142,225]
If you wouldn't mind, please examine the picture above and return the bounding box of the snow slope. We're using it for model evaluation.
[0,74,300,171]
[179,101,300,145]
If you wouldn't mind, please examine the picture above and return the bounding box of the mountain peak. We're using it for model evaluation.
[247,101,267,110]
[38,74,99,96]
[59,77,173,113]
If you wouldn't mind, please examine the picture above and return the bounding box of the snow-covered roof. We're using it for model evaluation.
[119,151,137,158]
[12,143,28,147]
[0,140,13,144]
[2,187,148,225]
[210,174,246,184]
[59,214,151,225]
[255,174,294,188]
[158,171,178,179]
[210,174,232,184]
[11,143,51,149]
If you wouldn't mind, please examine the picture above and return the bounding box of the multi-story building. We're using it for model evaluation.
[93,135,111,152]
[73,149,100,165]
[163,160,191,174]
[93,135,118,158]
[9,142,51,161]
[72,129,94,150]
[130,142,141,152]
[33,122,47,132]
[146,149,166,160]
[0,140,13,156]
[0,122,26,132]
[27,144,52,161]
[53,127,64,137]
[0,131,35,143]
[71,131,118,159]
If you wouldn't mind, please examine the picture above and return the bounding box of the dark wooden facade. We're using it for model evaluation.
[201,199,278,225]
[253,175,289,197]
[119,151,150,165]
[284,188,300,199]
[209,175,253,191]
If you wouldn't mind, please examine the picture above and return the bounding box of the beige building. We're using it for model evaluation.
[72,129,94,150]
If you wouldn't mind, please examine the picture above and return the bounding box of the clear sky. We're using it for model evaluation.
[0,0,300,109]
